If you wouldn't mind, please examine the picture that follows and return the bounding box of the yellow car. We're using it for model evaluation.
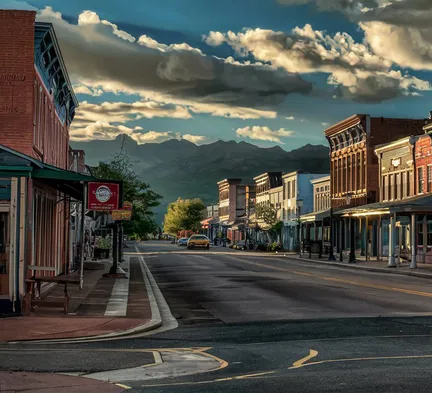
[187,235,210,249]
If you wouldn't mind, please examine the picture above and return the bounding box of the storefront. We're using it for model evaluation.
[0,144,101,315]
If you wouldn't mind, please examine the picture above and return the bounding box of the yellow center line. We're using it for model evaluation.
[229,257,432,298]
[291,349,319,368]
[289,354,432,369]
[115,383,132,389]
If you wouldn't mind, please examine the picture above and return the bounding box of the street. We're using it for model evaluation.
[4,241,432,392]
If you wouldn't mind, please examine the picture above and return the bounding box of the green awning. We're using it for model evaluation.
[0,144,122,202]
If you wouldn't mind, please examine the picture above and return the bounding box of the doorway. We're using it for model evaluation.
[0,212,10,296]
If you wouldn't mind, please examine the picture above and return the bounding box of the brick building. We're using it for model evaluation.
[325,115,425,210]
[0,10,99,315]
[414,135,432,196]
[325,115,426,263]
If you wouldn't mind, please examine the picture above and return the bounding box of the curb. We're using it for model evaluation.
[7,251,163,344]
[284,255,432,280]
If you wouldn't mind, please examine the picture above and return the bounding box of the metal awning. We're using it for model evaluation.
[337,194,432,217]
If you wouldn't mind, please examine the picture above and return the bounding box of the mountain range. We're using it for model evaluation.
[70,135,330,223]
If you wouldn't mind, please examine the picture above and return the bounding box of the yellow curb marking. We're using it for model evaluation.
[225,257,432,298]
[291,349,319,369]
[289,353,432,369]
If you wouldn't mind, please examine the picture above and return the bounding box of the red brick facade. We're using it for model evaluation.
[414,135,432,195]
[326,115,425,209]
[0,10,70,169]
[0,10,35,158]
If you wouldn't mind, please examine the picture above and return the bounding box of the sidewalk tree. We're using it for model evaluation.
[255,201,278,227]
[163,198,206,235]
[92,153,162,238]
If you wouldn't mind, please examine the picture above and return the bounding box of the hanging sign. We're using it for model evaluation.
[112,209,132,221]
[123,201,133,211]
[87,182,120,211]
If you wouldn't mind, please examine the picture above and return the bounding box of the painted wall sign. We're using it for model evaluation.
[87,182,120,211]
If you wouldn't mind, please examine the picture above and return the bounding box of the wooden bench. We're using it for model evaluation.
[25,266,80,315]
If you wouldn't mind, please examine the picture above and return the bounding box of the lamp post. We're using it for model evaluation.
[345,192,356,264]
[297,199,303,257]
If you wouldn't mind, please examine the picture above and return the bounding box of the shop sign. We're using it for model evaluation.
[112,209,132,221]
[87,182,120,211]
[123,201,133,211]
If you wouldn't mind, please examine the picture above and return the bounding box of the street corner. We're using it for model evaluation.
[0,371,127,392]
[77,347,228,383]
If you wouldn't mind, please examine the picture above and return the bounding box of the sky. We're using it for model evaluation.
[3,0,432,150]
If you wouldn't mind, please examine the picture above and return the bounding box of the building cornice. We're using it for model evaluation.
[324,114,365,138]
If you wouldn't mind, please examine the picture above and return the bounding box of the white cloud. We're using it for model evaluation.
[74,100,192,123]
[73,84,104,96]
[236,126,294,144]
[70,120,210,145]
[286,116,295,120]
[35,6,311,119]
[70,121,143,141]
[204,24,431,102]
[182,134,213,145]
[321,122,330,127]
[77,10,136,42]
[74,79,278,120]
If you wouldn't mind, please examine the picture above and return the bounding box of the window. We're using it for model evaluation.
[395,173,400,200]
[292,179,296,198]
[382,176,387,201]
[407,171,412,197]
[402,172,407,198]
[418,167,424,194]
[287,181,291,199]
[428,166,432,193]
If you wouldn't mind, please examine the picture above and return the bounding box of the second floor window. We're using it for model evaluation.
[428,166,432,193]
[419,167,425,194]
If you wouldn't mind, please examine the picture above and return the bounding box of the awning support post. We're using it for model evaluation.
[410,213,417,269]
[79,182,87,290]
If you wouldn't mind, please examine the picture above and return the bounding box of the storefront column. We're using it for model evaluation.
[410,214,417,269]
[365,216,369,261]
[377,216,382,261]
[388,214,397,267]
[299,222,303,258]
[422,215,428,263]
[339,218,343,262]
[360,217,365,256]
[348,217,356,263]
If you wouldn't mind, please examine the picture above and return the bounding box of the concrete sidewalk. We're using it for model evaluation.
[0,255,155,342]
[286,253,432,279]
[0,371,126,392]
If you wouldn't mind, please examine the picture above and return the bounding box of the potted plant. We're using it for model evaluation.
[94,236,112,259]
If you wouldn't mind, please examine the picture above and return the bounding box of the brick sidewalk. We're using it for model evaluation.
[0,256,152,342]
[0,371,125,392]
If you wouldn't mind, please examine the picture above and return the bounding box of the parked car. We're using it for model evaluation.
[177,237,189,246]
[187,234,210,249]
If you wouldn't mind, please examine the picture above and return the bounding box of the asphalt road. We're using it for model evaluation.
[5,241,432,392]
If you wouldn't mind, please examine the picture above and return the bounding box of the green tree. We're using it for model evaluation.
[92,153,162,238]
[163,198,206,235]
[255,201,278,227]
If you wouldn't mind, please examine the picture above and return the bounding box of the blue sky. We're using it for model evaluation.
[3,0,432,150]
